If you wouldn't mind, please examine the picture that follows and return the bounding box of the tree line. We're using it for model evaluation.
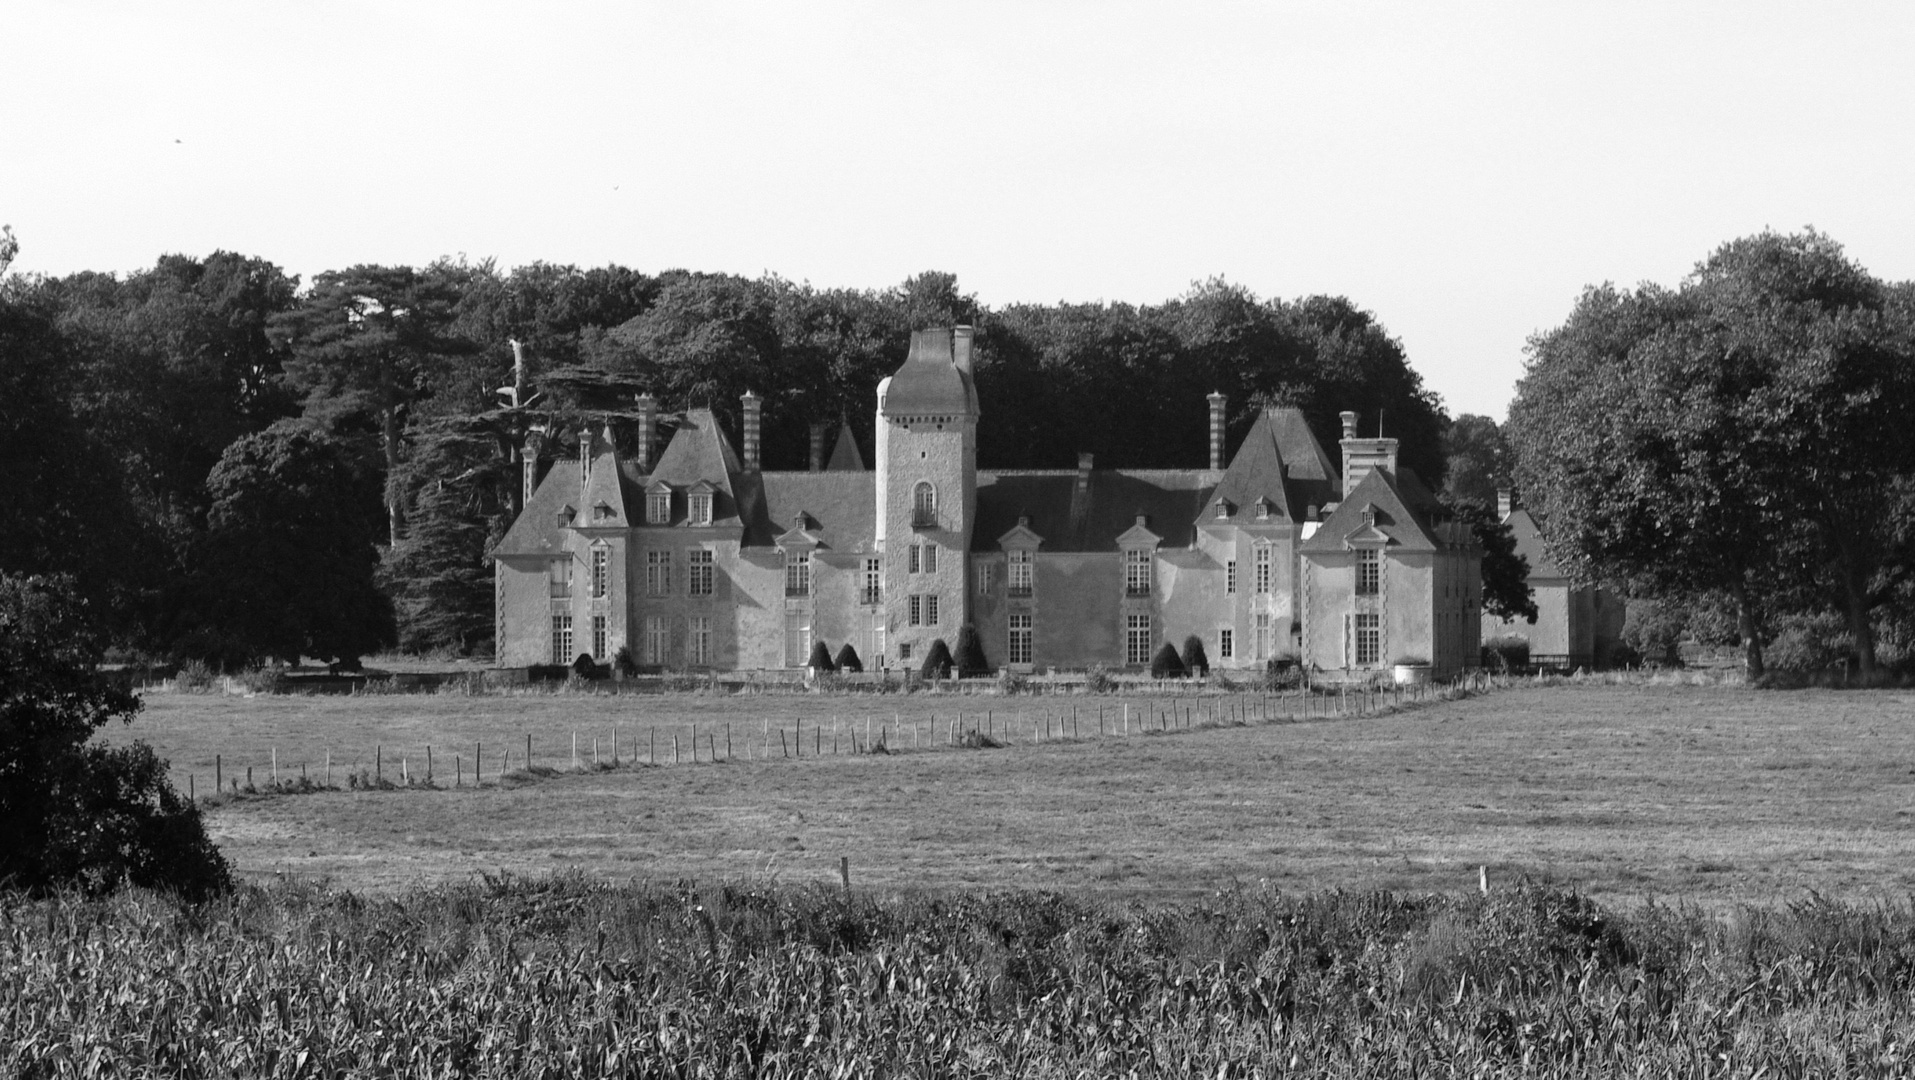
[1,236,1507,666]
[1509,229,1915,677]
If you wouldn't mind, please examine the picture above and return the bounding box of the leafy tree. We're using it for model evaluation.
[1150,642,1186,678]
[919,639,954,680]
[833,642,863,673]
[1441,414,1511,508]
[1181,634,1209,676]
[954,624,990,677]
[1511,230,1915,675]
[1442,497,1536,623]
[807,639,836,673]
[182,425,393,667]
[0,573,229,898]
[274,264,472,544]
[0,224,16,274]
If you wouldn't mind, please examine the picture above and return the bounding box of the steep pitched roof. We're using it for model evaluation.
[640,408,746,527]
[493,461,581,556]
[974,469,1218,552]
[1298,468,1445,554]
[1208,407,1340,524]
[1503,507,1564,578]
[882,329,977,416]
[825,423,866,471]
[578,432,629,527]
[746,472,877,550]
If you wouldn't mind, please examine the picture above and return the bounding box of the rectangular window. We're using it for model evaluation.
[1356,612,1380,665]
[688,492,712,526]
[1126,614,1152,665]
[592,614,606,660]
[646,550,671,597]
[1226,559,1237,595]
[1009,613,1033,666]
[1125,549,1152,597]
[1255,545,1272,594]
[785,610,811,667]
[648,491,671,524]
[549,558,572,598]
[861,557,882,606]
[977,561,995,595]
[1356,549,1380,595]
[784,550,811,597]
[645,616,668,665]
[1219,628,1234,660]
[689,615,711,666]
[1008,549,1033,597]
[1255,613,1271,661]
[590,546,609,598]
[910,542,937,574]
[908,594,938,627]
[899,641,913,661]
[551,611,573,664]
[687,549,714,596]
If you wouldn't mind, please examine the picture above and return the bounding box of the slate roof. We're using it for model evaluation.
[883,329,977,416]
[1209,406,1340,522]
[640,408,747,527]
[494,458,582,556]
[1503,508,1563,578]
[826,423,866,471]
[747,472,877,551]
[1299,466,1473,555]
[974,469,1220,551]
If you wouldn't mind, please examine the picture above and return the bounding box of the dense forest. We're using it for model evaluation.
[0,234,1480,664]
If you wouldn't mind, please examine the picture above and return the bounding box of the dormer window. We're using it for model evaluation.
[1215,500,1233,520]
[557,504,576,528]
[593,502,615,522]
[647,489,671,524]
[688,491,712,526]
[1356,548,1381,595]
[784,549,811,597]
[1254,499,1271,521]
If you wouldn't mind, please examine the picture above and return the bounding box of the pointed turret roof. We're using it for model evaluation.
[825,423,866,471]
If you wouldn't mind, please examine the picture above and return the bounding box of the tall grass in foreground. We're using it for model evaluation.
[5,877,1913,1078]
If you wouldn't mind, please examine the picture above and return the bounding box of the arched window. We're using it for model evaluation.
[912,481,937,527]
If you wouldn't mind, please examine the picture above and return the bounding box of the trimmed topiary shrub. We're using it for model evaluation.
[1181,634,1209,677]
[808,639,837,673]
[920,639,954,680]
[1150,642,1186,678]
[954,624,990,677]
[834,643,863,673]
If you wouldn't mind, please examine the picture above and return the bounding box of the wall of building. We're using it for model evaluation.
[880,417,973,666]
[496,555,560,667]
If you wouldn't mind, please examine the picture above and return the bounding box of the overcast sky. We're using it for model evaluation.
[7,1,1913,419]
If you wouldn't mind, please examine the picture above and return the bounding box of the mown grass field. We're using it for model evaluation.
[114,680,1915,906]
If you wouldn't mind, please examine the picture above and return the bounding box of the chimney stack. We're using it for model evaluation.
[521,430,543,508]
[1077,452,1094,489]
[809,423,827,472]
[579,427,593,486]
[635,394,656,472]
[1497,486,1513,521]
[741,391,761,471]
[952,325,974,376]
[1339,408,1398,496]
[1207,391,1227,470]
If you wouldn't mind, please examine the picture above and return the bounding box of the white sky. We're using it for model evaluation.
[7,2,1914,420]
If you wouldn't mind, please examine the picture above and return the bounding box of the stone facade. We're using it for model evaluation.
[493,327,1484,676]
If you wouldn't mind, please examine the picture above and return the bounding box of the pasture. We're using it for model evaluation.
[118,680,1915,905]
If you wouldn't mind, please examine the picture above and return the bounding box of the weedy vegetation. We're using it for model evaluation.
[6,875,1915,1077]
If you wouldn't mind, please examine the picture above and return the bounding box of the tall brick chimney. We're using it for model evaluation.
[952,325,974,376]
[1339,410,1397,495]
[741,391,761,471]
[809,422,827,472]
[635,394,656,472]
[1497,486,1513,521]
[1207,391,1226,470]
